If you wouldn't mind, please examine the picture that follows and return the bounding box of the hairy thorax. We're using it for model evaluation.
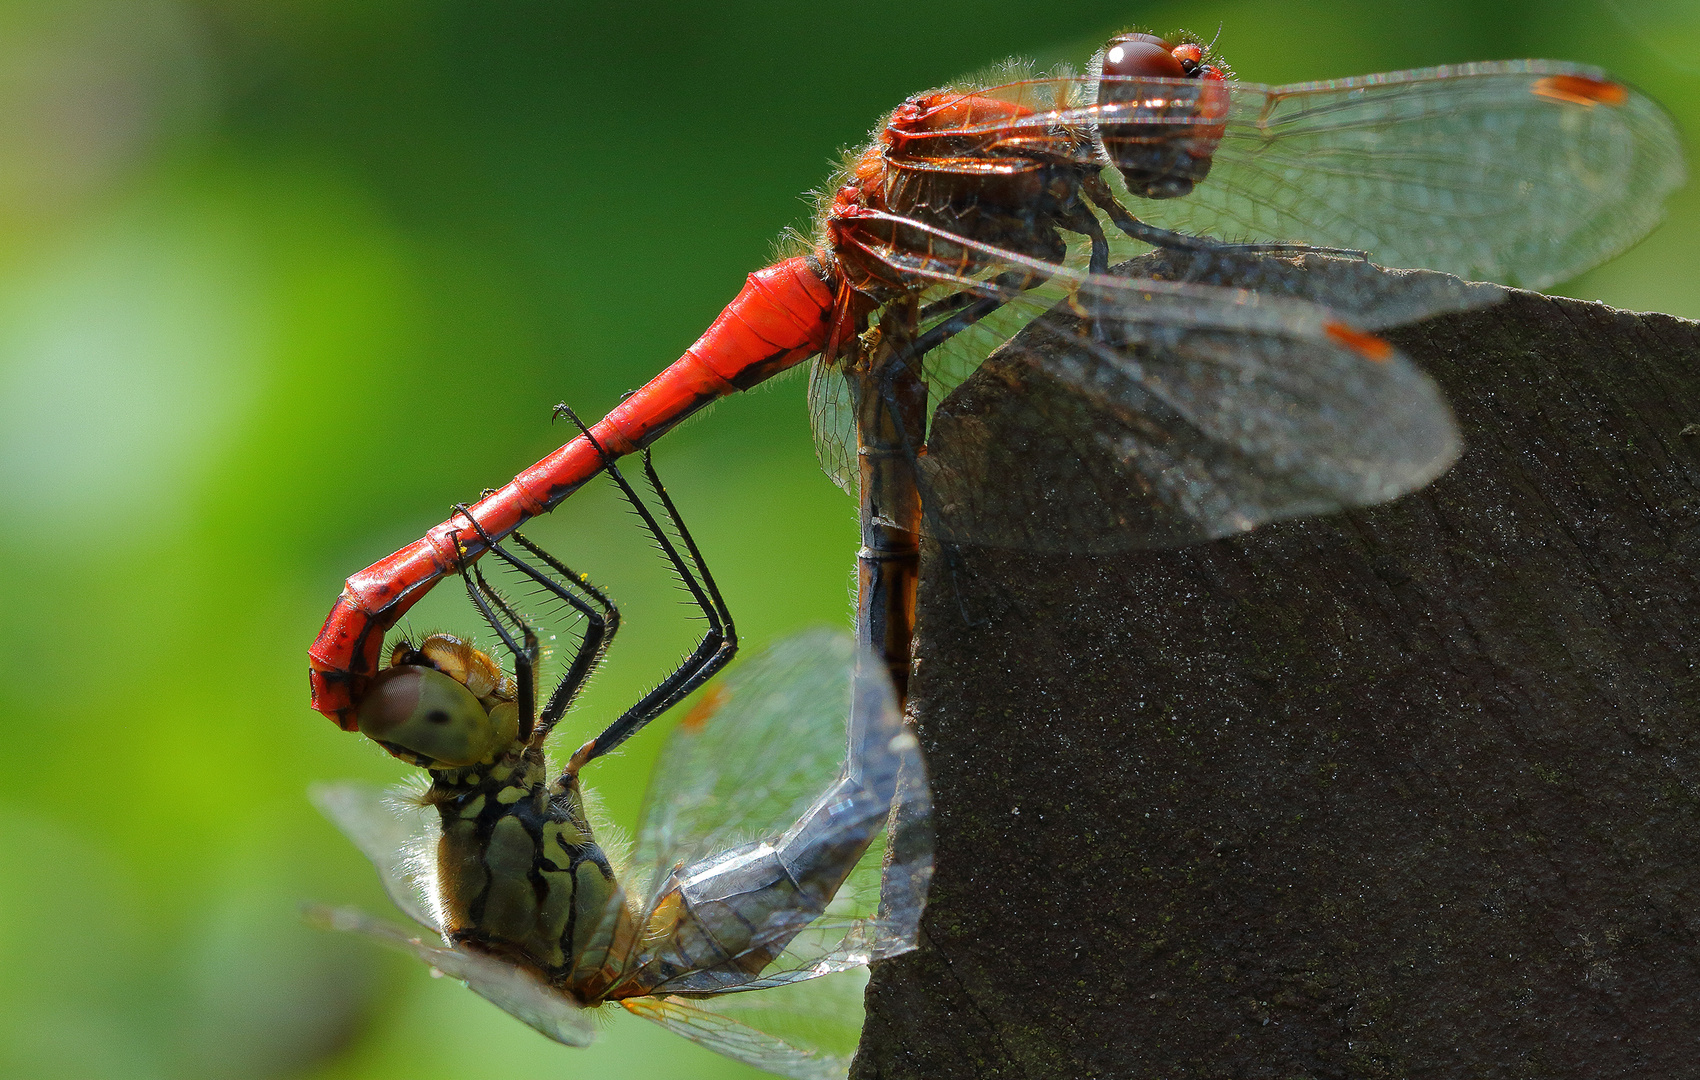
[423,748,628,991]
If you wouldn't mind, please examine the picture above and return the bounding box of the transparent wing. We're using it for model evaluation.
[813,237,1495,512]
[304,905,597,1047]
[917,269,1459,552]
[644,733,932,997]
[616,629,931,992]
[628,629,863,888]
[622,993,850,1080]
[685,967,870,1059]
[808,359,860,496]
[1082,245,1507,332]
[817,61,1668,513]
[309,781,437,930]
[1154,62,1686,289]
[903,63,1683,289]
[835,216,1465,551]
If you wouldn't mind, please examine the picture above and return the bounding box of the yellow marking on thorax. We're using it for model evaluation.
[543,819,590,856]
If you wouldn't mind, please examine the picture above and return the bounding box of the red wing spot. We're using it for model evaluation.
[1323,321,1393,362]
[678,684,730,732]
[1531,75,1629,108]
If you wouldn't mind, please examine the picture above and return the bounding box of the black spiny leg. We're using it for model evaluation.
[450,508,541,739]
[1081,172,1218,253]
[507,531,619,741]
[1057,199,1112,276]
[553,405,736,767]
[911,262,1042,337]
[1080,172,1369,262]
[451,506,620,745]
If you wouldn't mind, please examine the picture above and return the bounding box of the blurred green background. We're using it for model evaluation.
[0,2,1693,1078]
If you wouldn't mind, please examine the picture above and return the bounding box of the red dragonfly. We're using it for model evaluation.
[309,30,1684,729]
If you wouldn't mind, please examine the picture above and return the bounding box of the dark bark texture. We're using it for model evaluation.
[852,280,1700,1079]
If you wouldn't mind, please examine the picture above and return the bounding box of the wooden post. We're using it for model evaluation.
[853,272,1700,1079]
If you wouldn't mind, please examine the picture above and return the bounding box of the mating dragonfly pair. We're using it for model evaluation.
[310,27,1683,725]
[310,24,1684,1080]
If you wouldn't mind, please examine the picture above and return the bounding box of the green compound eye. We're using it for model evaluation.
[357,665,516,767]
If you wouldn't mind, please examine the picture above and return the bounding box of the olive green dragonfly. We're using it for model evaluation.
[307,436,931,1079]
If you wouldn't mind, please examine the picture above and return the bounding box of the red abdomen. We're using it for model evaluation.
[309,256,836,728]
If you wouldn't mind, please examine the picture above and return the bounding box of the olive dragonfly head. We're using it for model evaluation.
[356,633,521,770]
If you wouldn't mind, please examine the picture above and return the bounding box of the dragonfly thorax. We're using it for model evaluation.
[425,748,626,984]
[826,95,1091,300]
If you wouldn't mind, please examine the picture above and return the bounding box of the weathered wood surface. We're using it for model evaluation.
[853,277,1700,1079]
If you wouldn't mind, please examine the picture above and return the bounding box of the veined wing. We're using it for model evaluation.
[810,217,1496,505]
[894,64,1681,289]
[613,629,931,991]
[821,215,1467,551]
[310,781,438,930]
[305,904,597,1048]
[627,630,862,888]
[1135,62,1685,289]
[622,993,851,1080]
[808,360,859,499]
[641,743,931,997]
[309,783,600,1046]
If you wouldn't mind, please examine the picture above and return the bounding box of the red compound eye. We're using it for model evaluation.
[1095,32,1229,200]
[1101,34,1186,80]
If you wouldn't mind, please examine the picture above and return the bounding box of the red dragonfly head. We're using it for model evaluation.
[1091,31,1231,200]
